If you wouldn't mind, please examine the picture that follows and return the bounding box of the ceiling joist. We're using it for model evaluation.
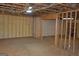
[0,3,79,16]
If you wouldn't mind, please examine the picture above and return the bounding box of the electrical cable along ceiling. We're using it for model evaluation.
[0,3,79,16]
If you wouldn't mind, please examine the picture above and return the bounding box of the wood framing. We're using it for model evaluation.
[41,13,57,20]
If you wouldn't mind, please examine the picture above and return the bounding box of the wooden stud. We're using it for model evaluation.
[68,12,72,49]
[8,13,9,38]
[16,13,18,37]
[11,12,13,38]
[21,15,23,37]
[22,15,23,37]
[33,16,36,39]
[57,13,60,47]
[33,16,36,38]
[40,19,43,40]
[3,11,5,38]
[64,12,68,49]
[2,11,4,38]
[33,16,35,38]
[24,16,26,37]
[28,17,29,38]
[32,16,34,38]
[22,15,24,37]
[18,13,20,37]
[73,11,77,54]
[55,13,59,47]
[60,13,64,48]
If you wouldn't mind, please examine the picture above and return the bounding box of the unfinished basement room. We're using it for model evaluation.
[0,3,79,56]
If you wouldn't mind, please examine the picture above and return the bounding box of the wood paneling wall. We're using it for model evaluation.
[0,14,33,38]
[33,17,42,38]
[76,20,79,38]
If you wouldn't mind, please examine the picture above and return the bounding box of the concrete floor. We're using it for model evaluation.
[0,37,78,56]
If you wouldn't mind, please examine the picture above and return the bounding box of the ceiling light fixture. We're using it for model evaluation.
[28,6,32,10]
[26,6,32,13]
[26,10,32,13]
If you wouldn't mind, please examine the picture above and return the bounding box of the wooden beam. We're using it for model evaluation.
[58,4,75,10]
